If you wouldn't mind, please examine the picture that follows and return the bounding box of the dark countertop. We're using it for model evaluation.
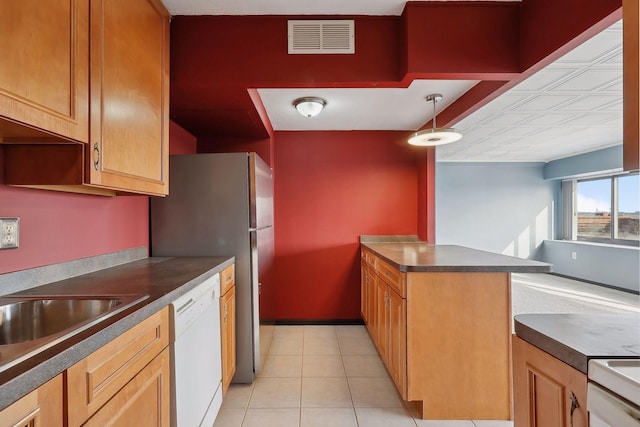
[0,256,233,411]
[514,313,640,374]
[362,242,552,273]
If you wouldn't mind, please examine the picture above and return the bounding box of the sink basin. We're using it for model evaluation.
[0,298,121,345]
[0,294,148,373]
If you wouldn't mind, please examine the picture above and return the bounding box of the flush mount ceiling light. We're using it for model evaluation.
[293,97,326,118]
[408,94,463,146]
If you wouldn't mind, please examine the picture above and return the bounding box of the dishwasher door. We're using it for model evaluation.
[588,383,640,427]
[170,274,222,427]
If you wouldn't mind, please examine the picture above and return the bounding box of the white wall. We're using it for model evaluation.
[435,162,559,260]
[542,240,640,293]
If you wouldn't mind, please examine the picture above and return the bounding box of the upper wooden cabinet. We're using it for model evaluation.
[2,0,170,196]
[0,0,89,144]
[86,0,169,195]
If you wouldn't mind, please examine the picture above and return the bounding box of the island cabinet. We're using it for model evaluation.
[0,374,63,427]
[66,307,170,426]
[2,0,170,196]
[513,335,588,427]
[360,251,377,339]
[360,245,515,420]
[220,263,237,395]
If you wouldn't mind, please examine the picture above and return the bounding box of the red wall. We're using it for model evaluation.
[0,148,149,275]
[271,131,419,320]
[169,120,198,154]
[0,122,196,276]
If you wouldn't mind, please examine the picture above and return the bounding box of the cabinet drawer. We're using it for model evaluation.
[66,307,169,426]
[376,257,405,297]
[361,249,376,269]
[221,264,235,295]
[82,348,170,427]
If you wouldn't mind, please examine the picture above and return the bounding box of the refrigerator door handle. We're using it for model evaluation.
[249,225,273,232]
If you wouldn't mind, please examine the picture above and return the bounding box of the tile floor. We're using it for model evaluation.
[214,273,639,427]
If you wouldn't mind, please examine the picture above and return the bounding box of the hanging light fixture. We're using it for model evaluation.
[293,97,326,118]
[408,94,463,146]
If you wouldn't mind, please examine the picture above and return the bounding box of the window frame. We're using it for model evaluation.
[563,172,639,247]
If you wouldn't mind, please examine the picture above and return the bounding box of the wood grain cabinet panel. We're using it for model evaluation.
[386,288,406,398]
[86,0,169,195]
[3,0,170,196]
[0,0,89,143]
[82,348,170,427]
[361,247,513,420]
[66,308,169,426]
[0,374,63,427]
[513,335,588,427]
[220,265,237,395]
[221,264,235,295]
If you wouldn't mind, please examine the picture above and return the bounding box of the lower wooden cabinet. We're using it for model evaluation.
[386,288,406,395]
[361,246,512,420]
[0,374,63,427]
[220,264,237,395]
[362,249,407,399]
[82,348,170,427]
[513,335,588,427]
[361,262,377,341]
[67,307,170,426]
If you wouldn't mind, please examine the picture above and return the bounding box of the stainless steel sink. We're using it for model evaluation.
[0,298,121,345]
[0,294,148,372]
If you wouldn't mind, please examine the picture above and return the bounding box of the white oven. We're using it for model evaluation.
[588,359,640,427]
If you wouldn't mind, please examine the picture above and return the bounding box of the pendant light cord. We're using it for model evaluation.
[432,97,437,130]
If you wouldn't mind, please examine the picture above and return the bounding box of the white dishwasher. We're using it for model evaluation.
[170,273,223,427]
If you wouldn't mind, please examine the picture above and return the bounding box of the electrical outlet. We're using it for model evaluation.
[0,218,19,249]
[571,251,577,260]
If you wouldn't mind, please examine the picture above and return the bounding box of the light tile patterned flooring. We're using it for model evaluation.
[214,273,639,427]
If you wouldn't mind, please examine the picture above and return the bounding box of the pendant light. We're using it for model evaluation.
[408,94,463,146]
[293,97,326,118]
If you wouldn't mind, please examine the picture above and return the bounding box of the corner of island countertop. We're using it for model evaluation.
[360,236,552,273]
[514,313,640,374]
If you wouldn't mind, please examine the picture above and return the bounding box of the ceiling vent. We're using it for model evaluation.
[288,20,354,54]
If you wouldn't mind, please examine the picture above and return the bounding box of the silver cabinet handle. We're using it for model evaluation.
[93,143,100,170]
[569,391,579,427]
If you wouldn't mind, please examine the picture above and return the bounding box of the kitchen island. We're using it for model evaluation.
[360,237,551,420]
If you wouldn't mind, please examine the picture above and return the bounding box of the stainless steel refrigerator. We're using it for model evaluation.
[150,152,273,383]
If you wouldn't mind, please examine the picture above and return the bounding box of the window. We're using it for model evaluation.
[565,173,639,245]
[577,178,612,239]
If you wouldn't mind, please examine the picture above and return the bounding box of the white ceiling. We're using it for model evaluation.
[163,0,623,163]
[161,0,519,17]
[257,80,479,132]
[438,20,623,162]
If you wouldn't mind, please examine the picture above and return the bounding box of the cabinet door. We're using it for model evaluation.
[365,268,376,340]
[67,308,169,426]
[83,348,170,427]
[221,286,237,395]
[87,0,169,195]
[513,336,588,427]
[0,374,63,427]
[375,280,389,360]
[0,0,89,143]
[361,263,370,323]
[387,289,406,400]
